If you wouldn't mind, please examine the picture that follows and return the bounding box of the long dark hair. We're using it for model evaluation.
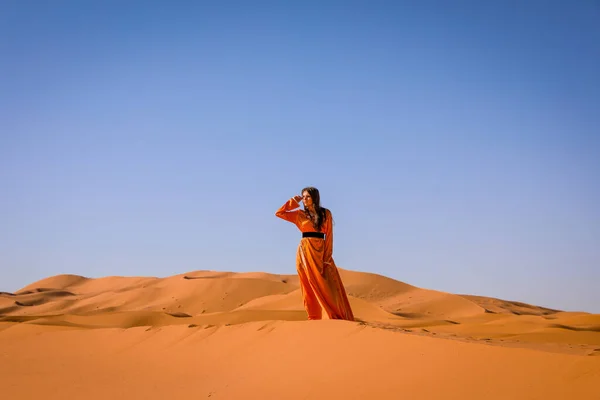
[302,186,328,232]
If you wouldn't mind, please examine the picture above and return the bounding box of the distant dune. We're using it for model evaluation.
[1,268,599,399]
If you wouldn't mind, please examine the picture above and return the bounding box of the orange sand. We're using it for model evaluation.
[1,269,599,399]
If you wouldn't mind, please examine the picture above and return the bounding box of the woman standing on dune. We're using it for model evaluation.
[275,187,354,321]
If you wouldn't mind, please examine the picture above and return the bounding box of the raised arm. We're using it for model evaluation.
[275,197,301,224]
[324,209,333,264]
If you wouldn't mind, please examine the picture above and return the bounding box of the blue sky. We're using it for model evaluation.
[1,1,599,312]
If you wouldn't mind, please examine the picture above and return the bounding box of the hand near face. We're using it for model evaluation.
[293,195,303,204]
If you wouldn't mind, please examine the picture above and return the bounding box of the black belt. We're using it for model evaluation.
[302,232,325,239]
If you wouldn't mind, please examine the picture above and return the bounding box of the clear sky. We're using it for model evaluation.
[1,1,599,313]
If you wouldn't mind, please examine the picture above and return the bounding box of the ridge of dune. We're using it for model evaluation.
[5,273,298,317]
[3,268,599,356]
[459,294,561,316]
[2,269,578,324]
[181,270,300,285]
[340,269,494,319]
[6,269,494,320]
[17,274,90,293]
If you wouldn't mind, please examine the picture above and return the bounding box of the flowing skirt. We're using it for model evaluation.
[296,238,354,321]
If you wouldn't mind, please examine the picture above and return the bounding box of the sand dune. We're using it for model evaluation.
[1,268,599,399]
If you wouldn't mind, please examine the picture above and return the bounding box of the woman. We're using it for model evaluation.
[275,187,354,321]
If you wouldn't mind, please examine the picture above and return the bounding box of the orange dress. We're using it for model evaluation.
[276,198,354,321]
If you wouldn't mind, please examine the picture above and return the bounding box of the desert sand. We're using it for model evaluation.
[1,268,599,399]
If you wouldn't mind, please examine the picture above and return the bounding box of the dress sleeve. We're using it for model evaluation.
[275,198,301,224]
[324,209,333,264]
